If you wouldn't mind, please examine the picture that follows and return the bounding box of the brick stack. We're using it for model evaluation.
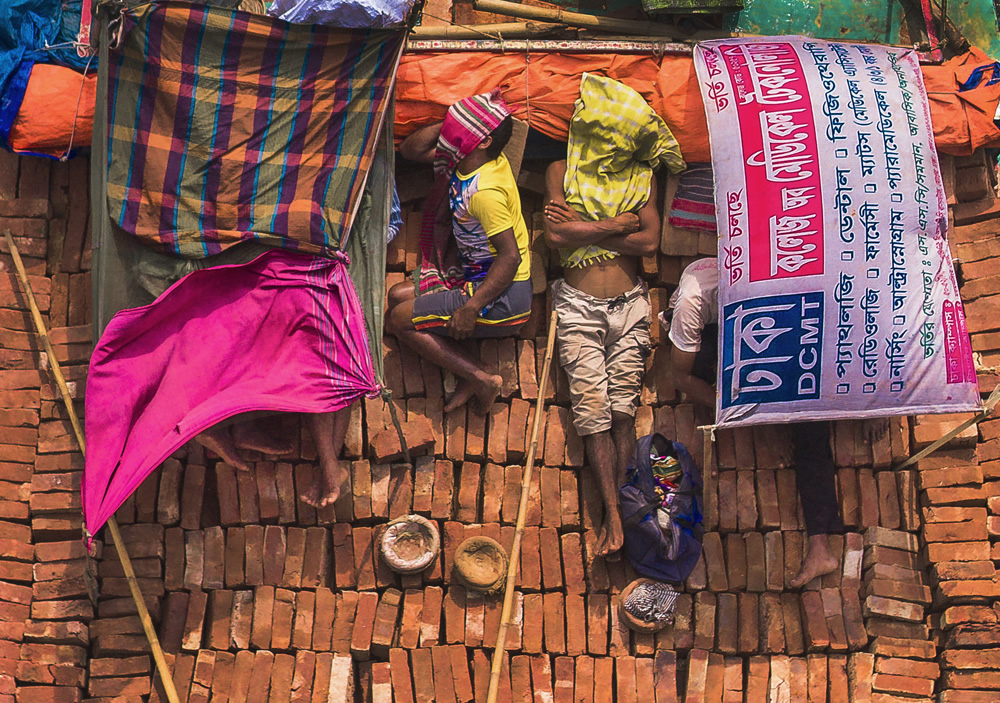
[930,153,1000,703]
[858,528,939,700]
[0,146,998,701]
[0,155,93,703]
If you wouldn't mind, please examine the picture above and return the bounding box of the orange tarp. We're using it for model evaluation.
[8,48,999,161]
[922,47,1000,156]
[396,51,712,160]
[9,64,96,157]
[396,49,1000,161]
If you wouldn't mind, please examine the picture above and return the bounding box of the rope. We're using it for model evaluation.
[61,53,97,162]
[524,40,531,127]
[381,386,413,465]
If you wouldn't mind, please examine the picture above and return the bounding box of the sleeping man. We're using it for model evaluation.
[385,91,532,414]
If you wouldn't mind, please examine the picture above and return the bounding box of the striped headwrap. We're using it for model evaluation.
[433,89,512,176]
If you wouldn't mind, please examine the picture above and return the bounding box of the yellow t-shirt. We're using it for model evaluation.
[450,154,531,283]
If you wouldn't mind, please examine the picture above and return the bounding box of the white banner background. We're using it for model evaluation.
[694,37,981,427]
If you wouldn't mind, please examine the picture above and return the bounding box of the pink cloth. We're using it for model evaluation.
[83,250,379,538]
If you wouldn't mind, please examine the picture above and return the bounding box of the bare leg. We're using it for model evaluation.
[300,406,351,508]
[195,425,251,471]
[386,298,501,415]
[788,533,839,589]
[601,411,635,558]
[582,430,624,557]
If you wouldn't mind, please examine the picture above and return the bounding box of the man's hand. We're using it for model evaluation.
[448,302,479,339]
[544,201,583,224]
[613,212,641,234]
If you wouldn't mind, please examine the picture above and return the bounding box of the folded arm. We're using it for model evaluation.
[542,160,659,257]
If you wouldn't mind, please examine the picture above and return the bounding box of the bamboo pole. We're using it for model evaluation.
[486,310,557,703]
[473,0,677,36]
[2,231,181,703]
[411,21,564,38]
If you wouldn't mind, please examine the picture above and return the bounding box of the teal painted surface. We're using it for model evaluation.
[722,0,904,44]
[947,0,1000,59]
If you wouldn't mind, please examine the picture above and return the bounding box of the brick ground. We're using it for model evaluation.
[3,144,1000,702]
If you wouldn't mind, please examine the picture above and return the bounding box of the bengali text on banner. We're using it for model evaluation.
[693,37,980,427]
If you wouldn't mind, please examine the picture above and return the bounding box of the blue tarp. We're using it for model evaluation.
[0,0,92,149]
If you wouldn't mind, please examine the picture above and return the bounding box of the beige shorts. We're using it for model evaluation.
[552,279,651,436]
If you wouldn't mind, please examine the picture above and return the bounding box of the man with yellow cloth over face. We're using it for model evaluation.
[543,74,686,557]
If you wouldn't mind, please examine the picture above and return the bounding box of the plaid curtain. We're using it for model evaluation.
[106,1,404,257]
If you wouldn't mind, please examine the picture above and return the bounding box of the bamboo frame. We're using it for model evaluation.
[473,0,678,36]
[410,21,564,39]
[486,310,558,703]
[3,231,181,703]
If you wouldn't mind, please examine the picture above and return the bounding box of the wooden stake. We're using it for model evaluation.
[3,231,181,703]
[486,310,557,703]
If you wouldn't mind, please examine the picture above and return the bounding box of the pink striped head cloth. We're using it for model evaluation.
[433,89,512,176]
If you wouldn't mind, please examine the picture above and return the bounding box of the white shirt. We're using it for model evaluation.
[667,258,719,353]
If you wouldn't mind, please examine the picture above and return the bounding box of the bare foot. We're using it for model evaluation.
[300,460,349,508]
[788,534,839,589]
[595,513,624,558]
[444,380,478,413]
[444,374,502,415]
[231,421,294,455]
[472,374,503,415]
[195,426,251,471]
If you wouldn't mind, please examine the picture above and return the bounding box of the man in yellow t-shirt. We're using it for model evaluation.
[386,92,531,414]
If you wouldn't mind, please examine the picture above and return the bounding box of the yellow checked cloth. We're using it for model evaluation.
[560,73,686,269]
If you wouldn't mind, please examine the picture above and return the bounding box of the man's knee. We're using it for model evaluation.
[386,301,413,335]
[610,410,633,430]
[387,281,415,309]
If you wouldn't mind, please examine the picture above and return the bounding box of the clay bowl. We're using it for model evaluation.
[379,514,440,574]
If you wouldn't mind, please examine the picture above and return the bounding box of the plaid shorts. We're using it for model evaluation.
[412,279,532,338]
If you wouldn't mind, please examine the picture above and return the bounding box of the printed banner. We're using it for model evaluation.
[694,37,981,426]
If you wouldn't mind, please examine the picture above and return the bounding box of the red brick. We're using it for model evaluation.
[755,469,780,529]
[519,526,541,591]
[243,525,265,586]
[349,591,380,660]
[371,415,435,462]
[330,591,358,654]
[180,589,208,651]
[537,466,560,530]
[692,592,716,651]
[388,463,414,519]
[734,592,758,655]
[464,589,485,648]
[416,585,443,648]
[757,593,784,654]
[715,592,738,654]
[370,588,402,657]
[431,460,455,520]
[541,593,566,655]
[701,532,728,592]
[454,462,481,523]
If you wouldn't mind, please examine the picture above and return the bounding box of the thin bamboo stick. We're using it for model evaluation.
[473,0,676,36]
[895,384,1000,470]
[411,21,564,38]
[486,310,558,703]
[3,231,181,703]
